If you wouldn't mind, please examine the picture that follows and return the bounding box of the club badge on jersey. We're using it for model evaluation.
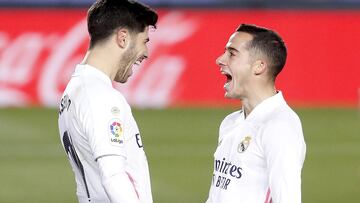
[109,119,124,147]
[237,136,251,153]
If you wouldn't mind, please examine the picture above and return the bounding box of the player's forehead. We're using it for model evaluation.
[225,31,253,52]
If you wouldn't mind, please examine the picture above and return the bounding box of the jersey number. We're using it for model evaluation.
[62,131,91,201]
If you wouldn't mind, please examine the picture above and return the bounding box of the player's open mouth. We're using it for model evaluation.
[225,73,232,83]
[221,70,232,90]
[134,56,147,66]
[134,59,142,66]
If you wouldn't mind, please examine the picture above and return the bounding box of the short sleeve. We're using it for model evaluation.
[83,92,130,161]
[261,118,306,203]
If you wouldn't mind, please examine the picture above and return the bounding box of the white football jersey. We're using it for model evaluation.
[58,64,152,203]
[206,92,306,203]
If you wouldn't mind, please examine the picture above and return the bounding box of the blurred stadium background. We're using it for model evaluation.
[0,0,359,202]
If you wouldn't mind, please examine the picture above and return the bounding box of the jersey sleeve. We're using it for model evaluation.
[261,118,306,203]
[98,155,140,203]
[83,92,130,160]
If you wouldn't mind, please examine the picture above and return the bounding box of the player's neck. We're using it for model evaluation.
[80,48,118,80]
[242,85,277,118]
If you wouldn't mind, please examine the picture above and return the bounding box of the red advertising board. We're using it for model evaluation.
[0,9,359,107]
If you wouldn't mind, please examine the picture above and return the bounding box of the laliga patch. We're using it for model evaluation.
[109,119,124,146]
[237,136,251,153]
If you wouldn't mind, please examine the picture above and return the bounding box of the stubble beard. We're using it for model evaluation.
[115,43,137,83]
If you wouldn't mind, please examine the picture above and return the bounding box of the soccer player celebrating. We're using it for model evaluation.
[57,0,157,202]
[206,24,306,203]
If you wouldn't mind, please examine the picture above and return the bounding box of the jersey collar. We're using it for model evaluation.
[74,64,112,86]
[240,91,287,124]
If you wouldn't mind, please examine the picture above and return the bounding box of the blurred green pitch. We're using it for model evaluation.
[0,107,359,203]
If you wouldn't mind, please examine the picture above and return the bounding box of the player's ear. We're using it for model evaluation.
[253,60,267,75]
[115,28,129,49]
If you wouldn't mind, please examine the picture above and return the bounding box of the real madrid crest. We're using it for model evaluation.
[237,136,251,153]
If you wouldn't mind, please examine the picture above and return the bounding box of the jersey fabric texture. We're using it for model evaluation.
[58,64,152,203]
[206,92,306,203]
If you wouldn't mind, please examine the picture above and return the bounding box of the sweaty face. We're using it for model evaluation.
[115,27,150,83]
[216,32,254,99]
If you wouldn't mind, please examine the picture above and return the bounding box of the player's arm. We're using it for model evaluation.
[262,120,306,203]
[83,94,139,202]
[97,155,140,203]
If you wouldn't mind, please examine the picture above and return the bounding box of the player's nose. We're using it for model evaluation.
[216,53,226,67]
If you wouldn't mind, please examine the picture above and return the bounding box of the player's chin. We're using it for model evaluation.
[224,86,232,98]
[122,77,130,83]
[224,91,232,98]
[224,93,233,99]
[224,90,238,99]
[115,76,129,83]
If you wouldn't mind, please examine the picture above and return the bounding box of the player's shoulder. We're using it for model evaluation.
[269,104,301,126]
[87,86,129,114]
[262,104,303,138]
[261,105,306,152]
[71,65,130,112]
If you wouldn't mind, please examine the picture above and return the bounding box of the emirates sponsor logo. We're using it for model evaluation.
[212,157,243,190]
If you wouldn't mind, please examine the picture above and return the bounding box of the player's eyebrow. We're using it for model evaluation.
[226,46,239,53]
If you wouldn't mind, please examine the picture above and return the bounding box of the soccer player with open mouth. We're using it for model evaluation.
[206,24,306,203]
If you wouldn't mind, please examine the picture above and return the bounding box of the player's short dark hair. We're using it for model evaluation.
[87,0,158,48]
[237,24,287,81]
